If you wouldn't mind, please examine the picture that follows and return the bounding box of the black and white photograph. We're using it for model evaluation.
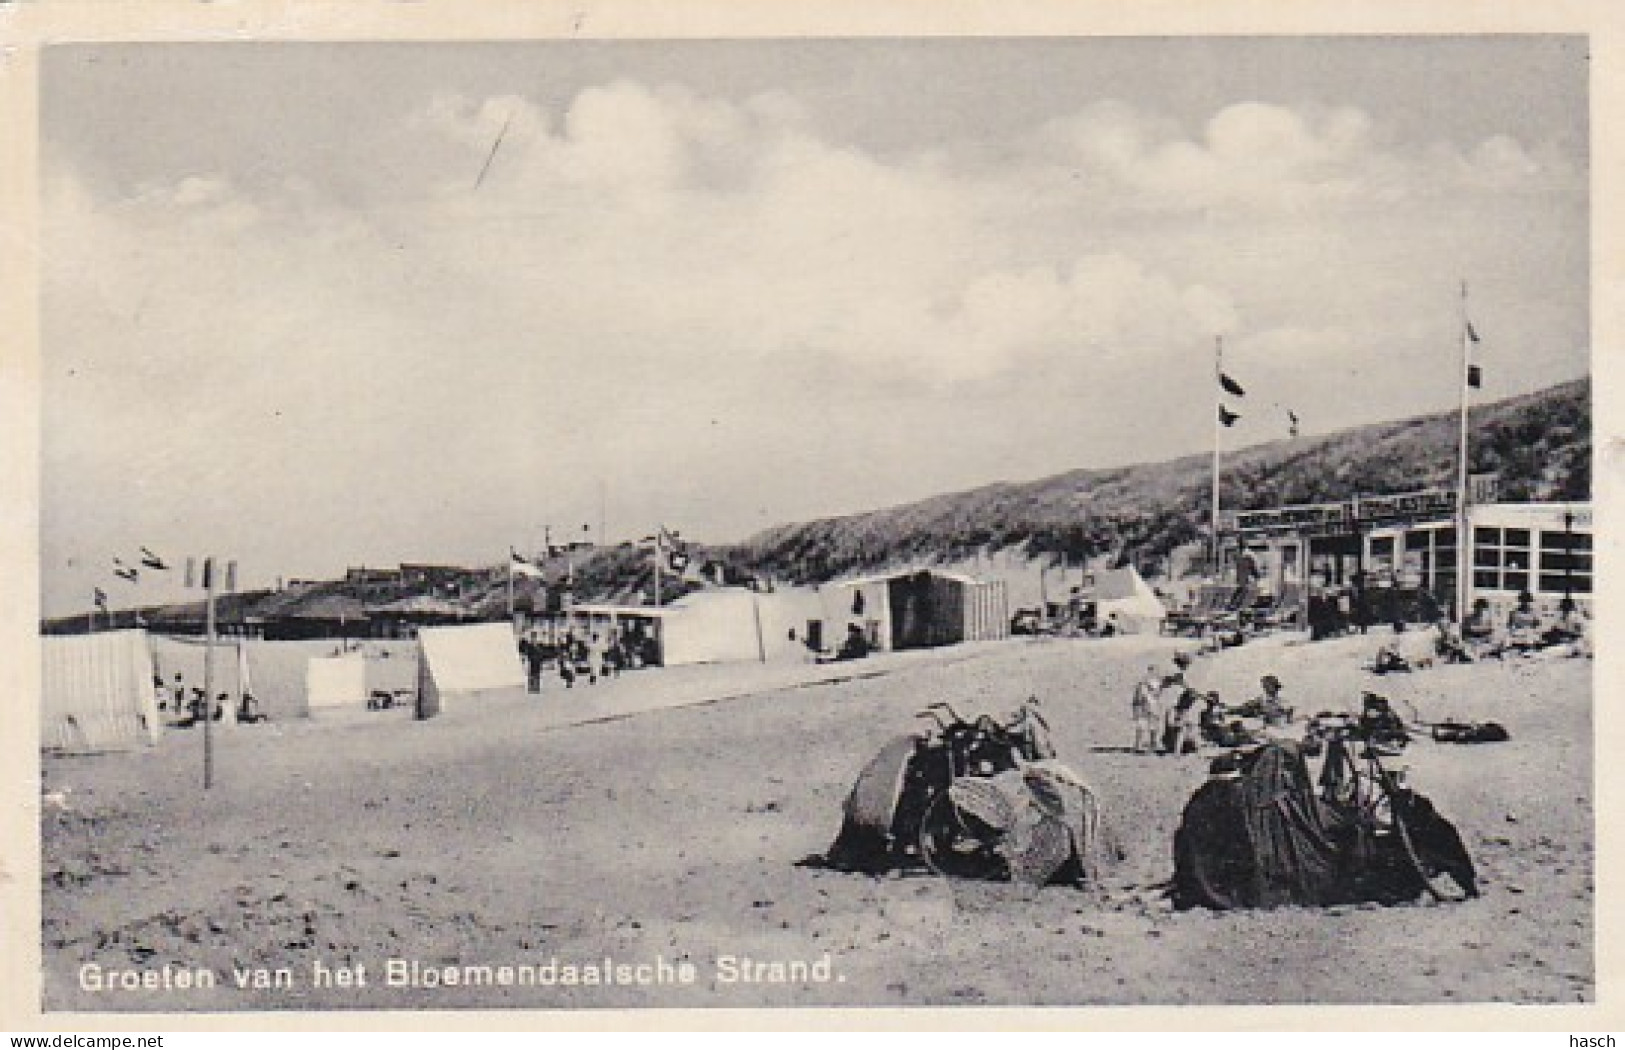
[6,8,1611,1024]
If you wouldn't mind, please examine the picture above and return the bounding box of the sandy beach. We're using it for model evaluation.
[40,629,1592,1011]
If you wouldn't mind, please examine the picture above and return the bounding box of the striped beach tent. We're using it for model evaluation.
[42,630,161,753]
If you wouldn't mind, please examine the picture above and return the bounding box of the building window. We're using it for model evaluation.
[1472,526,1532,593]
[1538,530,1592,595]
[1368,536,1396,578]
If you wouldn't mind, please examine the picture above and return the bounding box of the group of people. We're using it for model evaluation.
[1130,653,1293,756]
[1307,576,1448,643]
[519,629,651,692]
[153,672,265,726]
[1435,591,1591,663]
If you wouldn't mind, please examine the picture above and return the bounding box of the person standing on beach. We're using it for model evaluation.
[1130,665,1161,754]
[1162,689,1201,755]
[520,632,545,694]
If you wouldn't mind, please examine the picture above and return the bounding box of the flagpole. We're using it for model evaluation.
[654,527,663,608]
[203,557,217,790]
[1455,281,1473,624]
[1211,335,1223,576]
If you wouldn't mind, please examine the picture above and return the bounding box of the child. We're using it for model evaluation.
[1162,689,1201,755]
[1130,666,1161,754]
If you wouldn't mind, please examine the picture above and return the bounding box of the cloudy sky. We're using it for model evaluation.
[40,37,1588,616]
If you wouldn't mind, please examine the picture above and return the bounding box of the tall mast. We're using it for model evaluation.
[1455,281,1473,622]
[1211,335,1224,575]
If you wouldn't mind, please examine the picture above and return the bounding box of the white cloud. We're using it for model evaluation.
[1026,99,1577,216]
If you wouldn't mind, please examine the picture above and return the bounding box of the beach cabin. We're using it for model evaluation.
[823,569,1009,653]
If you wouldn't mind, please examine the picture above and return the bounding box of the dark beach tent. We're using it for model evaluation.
[820,734,920,873]
[1172,740,1478,910]
[1172,742,1346,910]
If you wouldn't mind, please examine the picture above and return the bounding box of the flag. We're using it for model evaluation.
[651,526,690,573]
[1219,372,1246,398]
[93,587,107,609]
[1465,319,1483,388]
[509,549,544,579]
[1287,409,1300,438]
[139,547,170,571]
[1219,405,1241,427]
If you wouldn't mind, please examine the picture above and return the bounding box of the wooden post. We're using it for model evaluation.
[653,529,663,608]
[1455,282,1473,624]
[1211,335,1224,578]
[203,556,217,790]
[751,590,766,663]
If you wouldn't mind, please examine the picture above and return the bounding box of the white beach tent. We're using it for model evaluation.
[42,629,161,753]
[1087,567,1168,634]
[415,622,524,719]
[661,590,767,666]
[306,655,367,713]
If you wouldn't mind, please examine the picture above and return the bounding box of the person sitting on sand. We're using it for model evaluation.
[1507,591,1545,652]
[1372,639,1412,674]
[1542,598,1588,648]
[1200,692,1255,749]
[1358,692,1410,752]
[836,623,872,661]
[1254,675,1292,725]
[1130,665,1161,754]
[237,692,265,724]
[1434,618,1474,664]
[1462,598,1496,641]
[1198,691,1230,745]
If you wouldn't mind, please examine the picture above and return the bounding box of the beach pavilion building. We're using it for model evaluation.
[1218,486,1592,621]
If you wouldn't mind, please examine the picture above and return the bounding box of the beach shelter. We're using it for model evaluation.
[42,629,161,753]
[661,590,766,666]
[306,655,367,713]
[415,622,524,719]
[1087,567,1167,634]
[827,569,1009,652]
